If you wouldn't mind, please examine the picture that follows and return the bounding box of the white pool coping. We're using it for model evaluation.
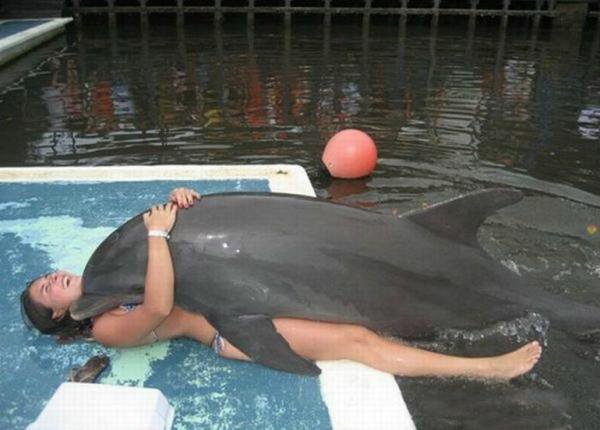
[0,164,415,430]
[0,164,316,196]
[0,18,73,66]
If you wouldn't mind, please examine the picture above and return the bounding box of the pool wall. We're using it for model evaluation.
[0,18,72,66]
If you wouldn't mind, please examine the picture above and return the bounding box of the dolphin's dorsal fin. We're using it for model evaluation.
[401,188,523,248]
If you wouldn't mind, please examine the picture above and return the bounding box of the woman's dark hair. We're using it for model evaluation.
[20,279,92,343]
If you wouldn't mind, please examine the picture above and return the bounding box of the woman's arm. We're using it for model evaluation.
[92,203,178,347]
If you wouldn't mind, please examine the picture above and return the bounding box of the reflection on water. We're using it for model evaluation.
[1,14,600,429]
[1,16,598,192]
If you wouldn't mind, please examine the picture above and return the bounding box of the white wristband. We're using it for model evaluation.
[148,230,170,239]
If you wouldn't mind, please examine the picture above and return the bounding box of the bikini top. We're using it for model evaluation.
[90,303,138,324]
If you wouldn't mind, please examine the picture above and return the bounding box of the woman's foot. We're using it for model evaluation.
[477,341,542,380]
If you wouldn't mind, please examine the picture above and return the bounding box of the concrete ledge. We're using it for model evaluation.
[0,164,317,196]
[319,360,415,430]
[0,18,72,66]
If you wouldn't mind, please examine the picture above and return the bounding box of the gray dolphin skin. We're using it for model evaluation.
[70,189,600,375]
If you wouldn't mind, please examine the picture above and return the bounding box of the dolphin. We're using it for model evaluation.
[70,189,600,375]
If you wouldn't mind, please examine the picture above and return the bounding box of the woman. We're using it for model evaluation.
[21,187,542,380]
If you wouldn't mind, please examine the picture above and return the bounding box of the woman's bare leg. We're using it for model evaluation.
[219,318,542,380]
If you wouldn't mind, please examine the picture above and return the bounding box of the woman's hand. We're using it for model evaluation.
[170,187,201,209]
[143,203,177,233]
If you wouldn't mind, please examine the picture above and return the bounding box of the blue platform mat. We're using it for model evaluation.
[0,180,331,429]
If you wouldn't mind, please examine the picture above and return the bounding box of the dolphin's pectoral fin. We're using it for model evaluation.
[212,314,321,376]
[401,188,523,248]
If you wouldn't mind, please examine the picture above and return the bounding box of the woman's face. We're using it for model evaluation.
[28,270,83,319]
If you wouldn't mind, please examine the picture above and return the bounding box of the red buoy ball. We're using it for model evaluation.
[321,129,378,179]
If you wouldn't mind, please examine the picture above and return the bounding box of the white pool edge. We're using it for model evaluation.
[319,360,416,430]
[0,18,73,66]
[0,164,316,197]
[0,164,415,430]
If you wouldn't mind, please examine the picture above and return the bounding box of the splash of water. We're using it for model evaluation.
[436,312,550,347]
